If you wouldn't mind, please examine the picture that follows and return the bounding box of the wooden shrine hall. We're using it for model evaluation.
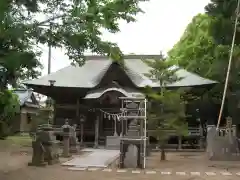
[24,55,217,148]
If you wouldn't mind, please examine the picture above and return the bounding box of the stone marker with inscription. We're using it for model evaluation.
[124,144,138,168]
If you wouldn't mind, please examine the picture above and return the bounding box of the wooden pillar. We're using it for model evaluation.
[199,125,204,149]
[94,115,99,148]
[99,112,103,137]
[52,101,56,125]
[178,136,182,150]
[80,122,84,145]
[76,99,79,122]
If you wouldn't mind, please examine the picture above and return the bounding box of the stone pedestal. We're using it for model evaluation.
[28,141,46,166]
[62,125,71,157]
[63,136,70,157]
[94,116,99,148]
[43,141,60,165]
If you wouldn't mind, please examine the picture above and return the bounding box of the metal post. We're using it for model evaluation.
[125,119,128,135]
[143,98,147,169]
[120,117,123,137]
[46,23,52,115]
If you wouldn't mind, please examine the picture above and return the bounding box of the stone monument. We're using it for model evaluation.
[123,144,138,168]
[119,97,148,169]
[119,119,146,168]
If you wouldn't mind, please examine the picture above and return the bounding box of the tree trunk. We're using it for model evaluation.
[160,144,166,161]
[159,88,166,161]
[11,79,17,89]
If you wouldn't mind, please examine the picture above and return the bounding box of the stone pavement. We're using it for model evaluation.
[62,148,119,167]
[67,167,240,177]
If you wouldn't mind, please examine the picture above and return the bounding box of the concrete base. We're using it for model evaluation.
[62,148,119,167]
[106,136,120,150]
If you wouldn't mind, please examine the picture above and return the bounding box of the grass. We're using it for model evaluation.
[7,134,32,147]
[0,134,32,150]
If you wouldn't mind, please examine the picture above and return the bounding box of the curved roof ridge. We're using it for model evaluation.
[84,86,144,99]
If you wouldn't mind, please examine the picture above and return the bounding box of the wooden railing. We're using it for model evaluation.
[148,127,203,136]
[37,124,203,138]
[188,127,202,136]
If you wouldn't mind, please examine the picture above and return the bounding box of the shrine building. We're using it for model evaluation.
[24,55,217,147]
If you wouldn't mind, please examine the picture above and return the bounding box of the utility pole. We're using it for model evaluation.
[47,23,52,74]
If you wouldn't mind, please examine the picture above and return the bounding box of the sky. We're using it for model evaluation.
[40,0,210,75]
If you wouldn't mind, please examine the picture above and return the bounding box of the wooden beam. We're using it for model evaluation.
[55,103,88,109]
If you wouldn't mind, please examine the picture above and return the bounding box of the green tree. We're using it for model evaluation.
[205,0,240,45]
[143,58,187,160]
[0,90,20,139]
[168,13,240,103]
[205,0,240,93]
[0,0,146,86]
[0,0,146,136]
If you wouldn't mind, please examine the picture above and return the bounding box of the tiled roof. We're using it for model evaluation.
[13,89,39,108]
[24,55,217,88]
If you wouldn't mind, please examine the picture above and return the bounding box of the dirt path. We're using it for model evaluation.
[0,140,240,180]
[1,165,238,180]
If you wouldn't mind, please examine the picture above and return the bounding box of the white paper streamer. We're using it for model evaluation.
[99,109,124,121]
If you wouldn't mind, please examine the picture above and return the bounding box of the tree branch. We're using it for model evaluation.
[36,14,66,26]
